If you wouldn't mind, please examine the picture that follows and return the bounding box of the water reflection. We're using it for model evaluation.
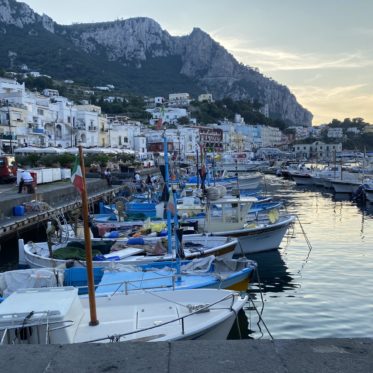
[332,193,352,202]
[248,250,296,293]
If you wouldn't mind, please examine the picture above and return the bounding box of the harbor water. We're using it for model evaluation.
[245,175,373,339]
[1,175,373,340]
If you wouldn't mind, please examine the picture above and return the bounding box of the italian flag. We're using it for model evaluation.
[71,156,84,194]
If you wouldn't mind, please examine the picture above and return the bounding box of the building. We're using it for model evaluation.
[327,127,343,139]
[195,126,223,152]
[293,141,342,160]
[168,93,191,107]
[146,107,188,125]
[42,89,59,98]
[198,93,213,103]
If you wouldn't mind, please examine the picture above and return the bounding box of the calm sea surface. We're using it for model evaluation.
[1,175,372,339]
[243,175,373,339]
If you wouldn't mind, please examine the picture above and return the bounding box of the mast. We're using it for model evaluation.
[163,135,173,255]
[79,145,99,326]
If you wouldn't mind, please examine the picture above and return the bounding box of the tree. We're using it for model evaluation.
[177,116,189,125]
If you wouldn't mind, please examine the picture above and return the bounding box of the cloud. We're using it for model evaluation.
[212,35,373,72]
[290,84,373,124]
[234,48,373,72]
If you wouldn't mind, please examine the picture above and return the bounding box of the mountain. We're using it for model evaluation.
[0,0,313,125]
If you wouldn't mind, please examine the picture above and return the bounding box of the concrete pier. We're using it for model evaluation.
[0,178,128,238]
[0,339,371,372]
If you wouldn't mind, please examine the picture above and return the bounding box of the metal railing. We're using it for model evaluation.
[0,310,74,345]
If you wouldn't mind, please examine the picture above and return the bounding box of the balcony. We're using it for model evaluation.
[88,126,97,131]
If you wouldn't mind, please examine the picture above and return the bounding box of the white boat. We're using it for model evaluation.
[19,234,237,269]
[0,287,247,343]
[201,197,295,254]
[289,169,314,186]
[229,172,263,190]
[330,174,363,194]
[310,166,341,188]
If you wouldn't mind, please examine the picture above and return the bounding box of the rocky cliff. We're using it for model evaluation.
[0,0,312,125]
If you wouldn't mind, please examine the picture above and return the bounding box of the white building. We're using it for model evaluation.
[154,97,165,105]
[107,117,142,152]
[288,126,312,140]
[146,107,188,125]
[42,89,59,98]
[293,141,342,160]
[327,127,343,139]
[198,93,213,103]
[346,127,361,135]
[168,93,191,107]
[74,105,102,147]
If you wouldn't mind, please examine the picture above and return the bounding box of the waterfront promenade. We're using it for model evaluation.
[0,339,371,372]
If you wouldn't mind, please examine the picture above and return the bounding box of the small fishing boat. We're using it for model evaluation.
[201,197,295,254]
[95,256,257,293]
[1,256,257,297]
[19,234,237,269]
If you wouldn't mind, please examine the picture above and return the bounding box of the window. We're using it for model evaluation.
[37,108,44,115]
[119,136,122,145]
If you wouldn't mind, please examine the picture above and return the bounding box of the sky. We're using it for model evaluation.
[19,0,373,126]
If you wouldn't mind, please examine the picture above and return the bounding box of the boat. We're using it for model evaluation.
[0,144,247,344]
[1,256,257,296]
[201,197,295,254]
[226,171,263,190]
[19,234,237,269]
[96,256,257,293]
[0,287,247,343]
[330,174,363,194]
[289,168,314,186]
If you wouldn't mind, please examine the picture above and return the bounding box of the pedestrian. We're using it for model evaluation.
[104,168,112,186]
[18,169,34,193]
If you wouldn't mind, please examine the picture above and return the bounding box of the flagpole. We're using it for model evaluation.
[78,145,99,326]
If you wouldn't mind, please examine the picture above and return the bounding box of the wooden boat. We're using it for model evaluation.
[19,234,237,269]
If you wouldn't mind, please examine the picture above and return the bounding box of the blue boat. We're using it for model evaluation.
[94,256,257,294]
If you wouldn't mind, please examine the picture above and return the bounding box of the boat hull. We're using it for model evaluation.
[292,174,314,186]
[20,236,236,269]
[331,180,360,194]
[211,217,294,254]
